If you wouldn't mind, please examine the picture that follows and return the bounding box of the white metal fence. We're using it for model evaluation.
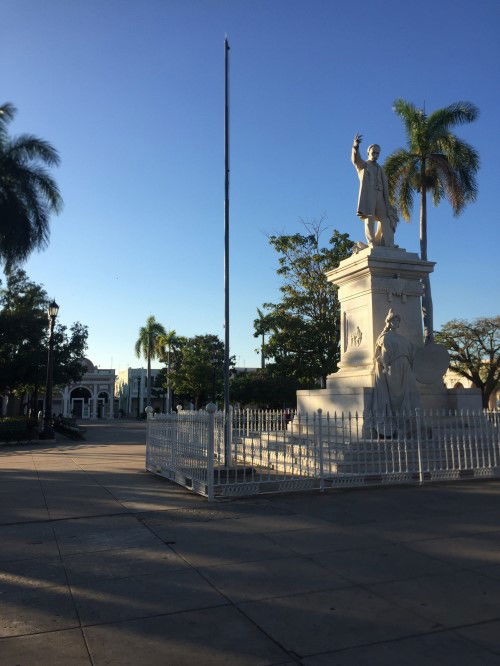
[145,408,500,500]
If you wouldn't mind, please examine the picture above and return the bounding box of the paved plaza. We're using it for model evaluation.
[0,421,500,664]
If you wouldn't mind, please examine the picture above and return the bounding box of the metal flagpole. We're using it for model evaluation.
[223,36,231,467]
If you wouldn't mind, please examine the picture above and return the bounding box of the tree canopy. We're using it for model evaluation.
[256,221,353,388]
[230,369,298,409]
[135,315,167,406]
[0,269,88,407]
[0,103,63,269]
[384,99,479,343]
[156,334,231,409]
[435,316,500,409]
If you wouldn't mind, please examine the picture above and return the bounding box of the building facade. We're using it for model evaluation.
[444,369,499,410]
[115,368,165,416]
[55,358,116,419]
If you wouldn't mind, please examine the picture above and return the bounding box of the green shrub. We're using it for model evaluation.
[0,417,38,443]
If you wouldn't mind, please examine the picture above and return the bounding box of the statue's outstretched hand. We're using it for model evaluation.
[353,133,362,148]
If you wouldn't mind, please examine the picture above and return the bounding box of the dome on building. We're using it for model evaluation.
[79,358,96,373]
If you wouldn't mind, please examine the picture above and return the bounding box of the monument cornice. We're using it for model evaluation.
[326,247,435,287]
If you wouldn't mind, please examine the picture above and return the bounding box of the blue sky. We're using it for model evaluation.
[2,0,499,371]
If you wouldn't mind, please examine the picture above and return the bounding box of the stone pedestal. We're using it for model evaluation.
[297,245,481,415]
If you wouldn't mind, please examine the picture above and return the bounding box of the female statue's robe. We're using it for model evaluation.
[372,328,421,416]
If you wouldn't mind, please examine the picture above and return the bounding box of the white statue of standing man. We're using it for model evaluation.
[351,134,399,247]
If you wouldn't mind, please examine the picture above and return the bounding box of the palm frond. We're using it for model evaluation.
[6,135,61,167]
[0,103,16,141]
[435,135,479,172]
[427,101,479,140]
[0,103,62,267]
[428,154,464,214]
[384,149,414,193]
[392,99,422,144]
[384,150,418,221]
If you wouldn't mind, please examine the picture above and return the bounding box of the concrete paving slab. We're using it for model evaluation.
[201,555,350,603]
[139,505,248,525]
[475,563,500,580]
[62,544,189,583]
[239,586,434,656]
[53,515,161,555]
[230,510,336,534]
[166,523,295,567]
[0,507,50,524]
[46,502,129,521]
[355,511,500,543]
[71,568,227,625]
[455,619,500,655]
[0,522,59,562]
[84,605,288,665]
[0,582,79,637]
[403,530,500,570]
[369,570,500,627]
[0,557,67,594]
[266,526,390,556]
[301,629,500,665]
[312,542,456,585]
[0,628,91,665]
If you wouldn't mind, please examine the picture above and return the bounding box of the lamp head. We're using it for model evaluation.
[48,300,59,319]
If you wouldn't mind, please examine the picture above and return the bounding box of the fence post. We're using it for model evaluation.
[317,408,324,491]
[206,403,217,501]
[415,408,424,485]
[145,406,153,468]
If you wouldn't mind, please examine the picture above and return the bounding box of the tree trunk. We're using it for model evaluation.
[420,173,434,344]
[147,353,151,407]
[261,333,265,369]
[482,381,497,410]
[32,384,39,418]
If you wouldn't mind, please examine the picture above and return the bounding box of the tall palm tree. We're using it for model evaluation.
[135,316,167,407]
[254,308,269,369]
[156,329,177,412]
[384,99,479,343]
[0,103,63,269]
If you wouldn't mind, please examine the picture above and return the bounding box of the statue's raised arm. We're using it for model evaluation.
[351,133,364,169]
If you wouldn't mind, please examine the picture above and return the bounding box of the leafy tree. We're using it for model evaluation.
[156,329,177,411]
[0,103,63,269]
[254,308,269,369]
[0,269,88,411]
[384,99,479,343]
[257,221,353,388]
[435,316,500,409]
[230,369,299,408]
[160,334,230,409]
[135,316,167,407]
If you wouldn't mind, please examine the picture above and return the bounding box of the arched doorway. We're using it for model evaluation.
[70,387,92,419]
[97,391,109,419]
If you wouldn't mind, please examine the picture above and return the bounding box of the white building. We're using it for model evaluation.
[444,368,499,410]
[54,358,116,419]
[115,368,164,416]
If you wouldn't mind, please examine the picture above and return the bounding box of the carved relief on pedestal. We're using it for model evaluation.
[350,326,362,347]
[343,312,363,352]
[374,274,423,304]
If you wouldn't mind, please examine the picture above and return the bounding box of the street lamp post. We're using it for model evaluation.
[136,375,141,419]
[211,354,217,405]
[41,300,59,439]
[166,346,171,413]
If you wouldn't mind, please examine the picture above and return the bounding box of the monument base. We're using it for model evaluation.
[297,383,482,416]
[296,244,483,417]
